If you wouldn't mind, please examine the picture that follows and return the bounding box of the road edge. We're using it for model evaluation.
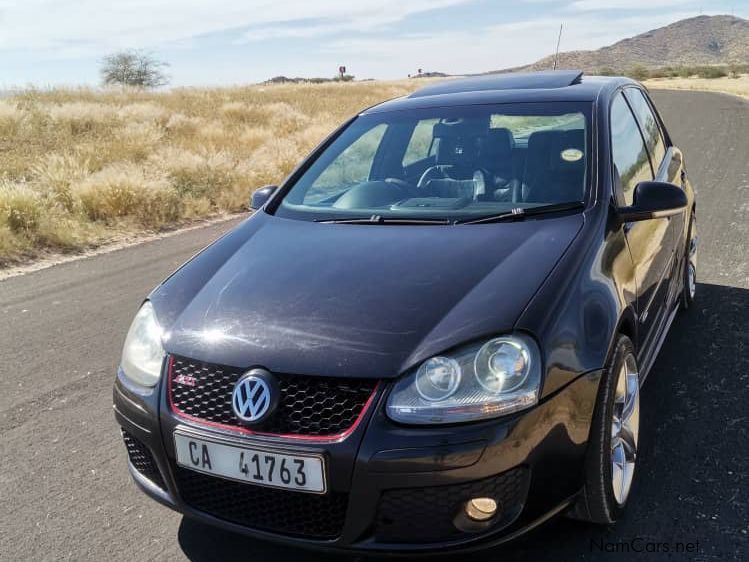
[0,212,245,281]
[645,82,749,103]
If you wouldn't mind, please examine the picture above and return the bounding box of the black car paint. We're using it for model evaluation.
[113,73,695,552]
[149,212,583,381]
[114,365,601,553]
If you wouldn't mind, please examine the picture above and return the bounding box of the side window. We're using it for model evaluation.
[610,93,653,206]
[625,89,667,173]
[306,124,387,202]
[402,119,439,166]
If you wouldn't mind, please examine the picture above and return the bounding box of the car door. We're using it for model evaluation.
[624,87,686,298]
[609,91,671,350]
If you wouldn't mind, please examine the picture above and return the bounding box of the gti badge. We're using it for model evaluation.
[232,369,278,424]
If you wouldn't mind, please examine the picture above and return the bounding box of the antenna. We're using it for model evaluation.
[553,24,564,70]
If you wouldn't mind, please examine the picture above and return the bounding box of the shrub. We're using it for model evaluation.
[153,148,242,203]
[0,183,44,233]
[696,66,727,79]
[116,102,169,123]
[627,66,651,81]
[0,102,24,138]
[0,224,25,264]
[32,154,91,211]
[74,164,182,227]
[47,102,118,136]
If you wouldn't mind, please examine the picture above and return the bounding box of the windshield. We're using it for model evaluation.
[276,102,591,222]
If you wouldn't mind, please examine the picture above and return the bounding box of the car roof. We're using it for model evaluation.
[408,70,585,97]
[361,71,636,115]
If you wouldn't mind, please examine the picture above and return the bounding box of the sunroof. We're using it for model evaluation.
[409,70,584,98]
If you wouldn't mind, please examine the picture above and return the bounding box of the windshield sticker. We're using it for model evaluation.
[561,148,583,162]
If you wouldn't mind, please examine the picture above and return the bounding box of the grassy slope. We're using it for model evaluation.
[0,80,422,266]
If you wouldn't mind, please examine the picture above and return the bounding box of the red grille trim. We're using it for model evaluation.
[166,355,380,443]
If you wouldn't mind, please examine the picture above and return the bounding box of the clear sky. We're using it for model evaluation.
[0,0,746,88]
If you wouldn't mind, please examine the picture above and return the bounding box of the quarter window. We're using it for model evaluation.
[610,93,653,206]
[402,118,439,166]
[625,89,667,173]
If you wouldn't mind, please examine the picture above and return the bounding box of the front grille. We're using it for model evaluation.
[174,466,348,539]
[374,467,529,544]
[121,430,166,490]
[168,355,378,438]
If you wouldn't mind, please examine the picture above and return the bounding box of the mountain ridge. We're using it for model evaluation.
[506,15,749,73]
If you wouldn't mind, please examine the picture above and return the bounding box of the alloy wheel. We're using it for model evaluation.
[687,262,696,300]
[610,354,640,505]
[688,219,698,300]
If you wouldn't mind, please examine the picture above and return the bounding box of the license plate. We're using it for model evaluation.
[174,432,326,494]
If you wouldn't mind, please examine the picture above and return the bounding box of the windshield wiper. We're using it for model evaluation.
[457,201,585,225]
[315,215,451,225]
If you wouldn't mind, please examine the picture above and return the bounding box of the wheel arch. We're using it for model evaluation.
[615,309,637,350]
[595,306,638,377]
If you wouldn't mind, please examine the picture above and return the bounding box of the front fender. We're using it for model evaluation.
[515,207,637,399]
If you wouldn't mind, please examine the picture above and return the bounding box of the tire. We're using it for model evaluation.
[569,335,640,524]
[681,211,697,309]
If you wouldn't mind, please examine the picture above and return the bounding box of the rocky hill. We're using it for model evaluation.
[514,15,749,73]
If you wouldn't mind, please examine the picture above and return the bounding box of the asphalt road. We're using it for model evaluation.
[1,90,747,562]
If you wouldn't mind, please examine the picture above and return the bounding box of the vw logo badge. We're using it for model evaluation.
[232,369,277,424]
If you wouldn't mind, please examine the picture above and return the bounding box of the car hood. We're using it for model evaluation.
[150,212,583,379]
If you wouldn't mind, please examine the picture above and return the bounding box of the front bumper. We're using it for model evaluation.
[113,368,601,553]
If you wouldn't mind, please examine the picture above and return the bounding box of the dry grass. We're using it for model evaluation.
[644,74,749,101]
[0,80,425,266]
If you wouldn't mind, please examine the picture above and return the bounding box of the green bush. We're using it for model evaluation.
[696,66,727,79]
[616,64,741,81]
[627,66,651,81]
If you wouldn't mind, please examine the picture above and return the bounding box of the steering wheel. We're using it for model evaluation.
[417,165,456,188]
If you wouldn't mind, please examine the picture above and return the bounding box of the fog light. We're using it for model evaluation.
[465,497,498,521]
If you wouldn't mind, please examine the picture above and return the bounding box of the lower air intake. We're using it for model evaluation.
[174,466,348,539]
[121,430,166,490]
[374,467,529,543]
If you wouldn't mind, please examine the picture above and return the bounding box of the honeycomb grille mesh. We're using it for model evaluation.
[168,355,378,437]
[374,467,529,543]
[121,430,166,490]
[174,467,348,539]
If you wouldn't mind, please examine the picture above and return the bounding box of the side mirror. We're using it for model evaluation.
[617,181,687,222]
[250,185,278,211]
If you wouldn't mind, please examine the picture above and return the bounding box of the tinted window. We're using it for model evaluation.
[278,102,592,223]
[610,93,653,206]
[490,113,585,137]
[625,89,666,173]
[305,124,387,204]
[402,118,439,166]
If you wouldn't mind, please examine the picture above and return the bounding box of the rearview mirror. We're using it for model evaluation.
[250,185,278,211]
[617,181,687,222]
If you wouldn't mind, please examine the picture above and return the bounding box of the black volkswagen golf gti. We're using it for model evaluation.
[114,71,697,553]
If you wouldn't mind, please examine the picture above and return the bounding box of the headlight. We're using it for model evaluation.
[120,301,165,387]
[386,334,541,424]
[415,356,462,401]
